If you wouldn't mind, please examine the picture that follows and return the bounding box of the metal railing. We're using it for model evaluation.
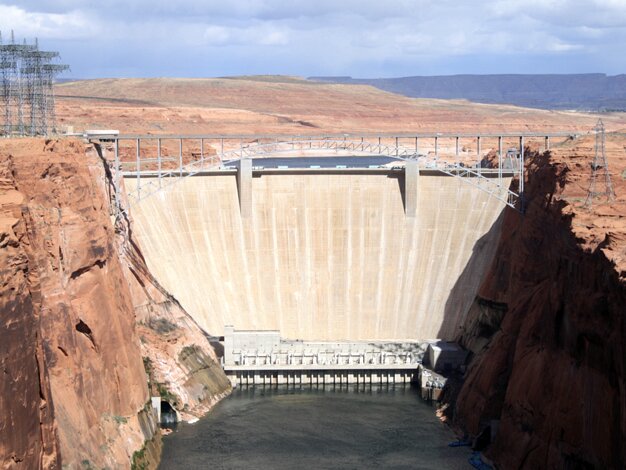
[95,132,575,216]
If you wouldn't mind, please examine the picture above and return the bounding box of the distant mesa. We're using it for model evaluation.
[308,73,626,111]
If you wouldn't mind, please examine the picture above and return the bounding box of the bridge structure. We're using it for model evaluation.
[88,131,576,217]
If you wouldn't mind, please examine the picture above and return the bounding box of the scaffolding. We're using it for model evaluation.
[584,119,616,207]
[0,30,69,137]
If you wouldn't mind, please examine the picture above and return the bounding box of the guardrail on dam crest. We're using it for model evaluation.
[87,131,576,217]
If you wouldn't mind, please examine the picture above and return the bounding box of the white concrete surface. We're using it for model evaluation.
[126,171,509,341]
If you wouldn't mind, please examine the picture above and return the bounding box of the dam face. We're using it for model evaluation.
[126,170,509,341]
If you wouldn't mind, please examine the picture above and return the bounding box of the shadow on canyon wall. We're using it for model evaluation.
[437,150,626,469]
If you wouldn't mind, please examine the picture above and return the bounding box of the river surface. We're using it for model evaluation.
[160,385,472,469]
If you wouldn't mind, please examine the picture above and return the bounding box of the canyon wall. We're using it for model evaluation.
[0,139,153,468]
[0,146,59,468]
[126,172,510,341]
[0,139,230,469]
[447,151,626,469]
[109,162,232,419]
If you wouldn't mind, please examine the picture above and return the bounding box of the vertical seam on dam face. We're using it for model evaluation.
[126,171,510,341]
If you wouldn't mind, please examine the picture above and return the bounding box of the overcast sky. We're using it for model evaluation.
[0,0,624,78]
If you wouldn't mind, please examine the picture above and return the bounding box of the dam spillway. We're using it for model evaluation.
[124,165,510,341]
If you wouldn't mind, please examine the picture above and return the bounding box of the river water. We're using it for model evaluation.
[160,385,472,469]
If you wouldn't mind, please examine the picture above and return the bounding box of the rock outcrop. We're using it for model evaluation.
[446,146,626,469]
[0,147,60,469]
[0,139,230,469]
[0,139,154,468]
[89,142,231,420]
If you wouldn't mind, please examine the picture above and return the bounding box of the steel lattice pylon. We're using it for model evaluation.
[0,30,69,137]
[584,119,615,207]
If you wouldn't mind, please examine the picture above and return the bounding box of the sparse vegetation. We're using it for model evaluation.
[179,344,201,360]
[156,382,177,405]
[130,432,162,470]
[146,317,177,334]
[142,356,153,376]
[113,415,128,425]
[130,445,147,470]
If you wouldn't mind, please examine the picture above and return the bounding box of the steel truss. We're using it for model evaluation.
[93,132,575,217]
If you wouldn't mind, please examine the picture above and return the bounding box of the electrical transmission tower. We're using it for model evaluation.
[584,119,615,207]
[0,30,69,137]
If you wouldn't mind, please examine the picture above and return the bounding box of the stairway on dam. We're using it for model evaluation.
[124,165,510,342]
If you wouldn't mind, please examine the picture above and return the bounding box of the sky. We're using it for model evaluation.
[0,0,625,78]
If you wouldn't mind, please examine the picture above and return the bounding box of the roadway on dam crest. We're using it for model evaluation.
[125,165,510,341]
[222,156,399,168]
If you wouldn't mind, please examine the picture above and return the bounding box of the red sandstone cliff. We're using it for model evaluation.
[0,139,154,468]
[447,136,626,469]
[0,147,59,468]
[0,139,230,469]
[93,143,232,419]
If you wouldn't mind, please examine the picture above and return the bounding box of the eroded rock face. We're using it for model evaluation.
[0,149,59,469]
[84,142,232,420]
[450,151,626,469]
[0,138,231,469]
[0,139,158,469]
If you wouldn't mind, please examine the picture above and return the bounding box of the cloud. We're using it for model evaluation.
[11,0,426,21]
[1,0,624,77]
[203,23,289,46]
[0,4,95,40]
[490,0,626,28]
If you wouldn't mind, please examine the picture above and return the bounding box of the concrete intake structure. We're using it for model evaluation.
[221,326,427,386]
[125,166,510,341]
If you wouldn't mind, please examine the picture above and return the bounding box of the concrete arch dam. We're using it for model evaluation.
[125,166,510,341]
